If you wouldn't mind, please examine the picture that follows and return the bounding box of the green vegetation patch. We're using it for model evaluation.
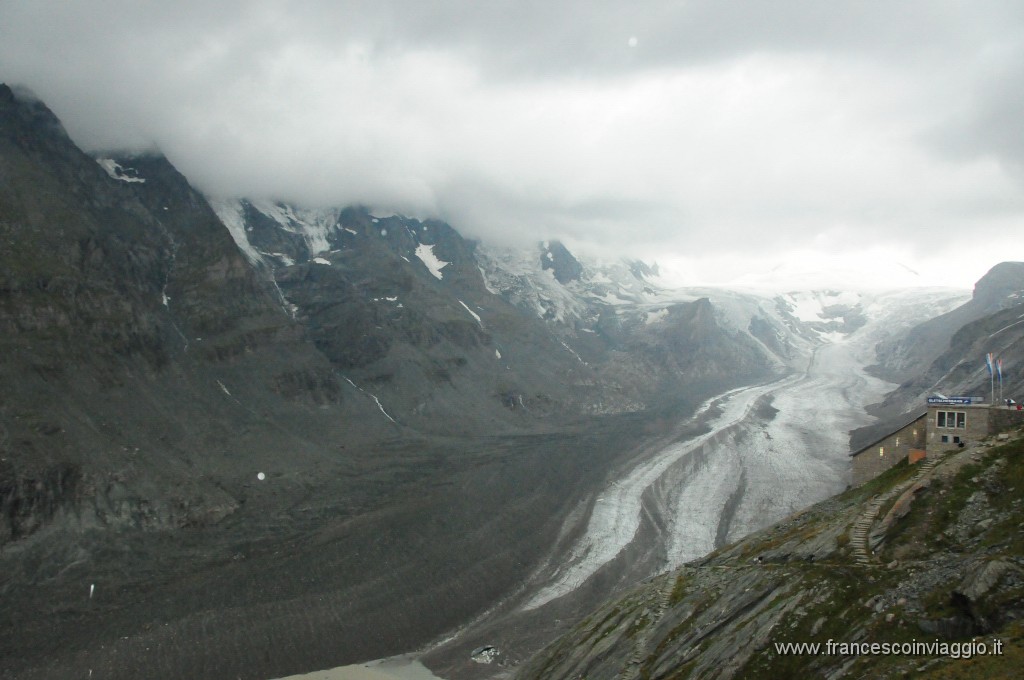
[879,480,948,561]
[845,457,916,501]
[920,619,1024,679]
[738,564,905,679]
[669,572,689,606]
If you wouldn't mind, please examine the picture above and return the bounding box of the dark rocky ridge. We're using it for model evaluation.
[0,85,786,680]
[0,83,362,540]
[540,240,583,284]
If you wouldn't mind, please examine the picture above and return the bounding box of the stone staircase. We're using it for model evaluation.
[850,456,942,566]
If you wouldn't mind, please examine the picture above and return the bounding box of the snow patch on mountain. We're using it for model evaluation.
[209,198,345,264]
[459,300,483,328]
[779,290,862,324]
[267,252,295,266]
[416,243,449,279]
[644,308,669,325]
[208,198,265,265]
[596,291,631,306]
[96,158,146,183]
[246,200,340,255]
[477,245,588,322]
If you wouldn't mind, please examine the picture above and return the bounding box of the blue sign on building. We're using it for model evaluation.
[927,396,974,405]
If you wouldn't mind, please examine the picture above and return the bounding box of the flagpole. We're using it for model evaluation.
[987,353,994,404]
[998,358,1003,404]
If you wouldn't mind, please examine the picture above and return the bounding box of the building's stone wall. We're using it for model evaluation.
[851,414,927,486]
[990,406,1024,434]
[852,404,1024,487]
[926,404,990,455]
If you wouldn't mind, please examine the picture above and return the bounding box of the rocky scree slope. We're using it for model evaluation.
[517,427,1024,680]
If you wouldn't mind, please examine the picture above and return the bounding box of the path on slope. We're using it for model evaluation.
[850,456,941,566]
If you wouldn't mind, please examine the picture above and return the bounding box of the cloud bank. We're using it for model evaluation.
[2,1,1023,287]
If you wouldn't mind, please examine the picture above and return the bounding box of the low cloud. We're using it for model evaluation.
[2,1,1023,287]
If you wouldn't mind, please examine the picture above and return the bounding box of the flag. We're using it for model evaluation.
[997,358,1003,381]
[986,353,994,375]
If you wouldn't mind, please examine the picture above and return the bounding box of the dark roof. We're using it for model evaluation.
[849,411,928,458]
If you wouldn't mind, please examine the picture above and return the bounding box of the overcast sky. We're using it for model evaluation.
[2,1,1023,289]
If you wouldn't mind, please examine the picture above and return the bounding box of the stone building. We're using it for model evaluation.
[849,413,927,486]
[925,402,1024,454]
[925,403,986,455]
[851,400,1024,486]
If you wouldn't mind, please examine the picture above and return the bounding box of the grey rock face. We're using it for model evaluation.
[540,240,583,284]
[0,83,358,549]
[957,559,1015,603]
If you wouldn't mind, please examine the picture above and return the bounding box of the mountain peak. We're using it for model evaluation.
[0,83,71,143]
[540,240,583,284]
[972,261,1024,310]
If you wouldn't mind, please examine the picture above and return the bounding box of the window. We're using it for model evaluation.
[941,435,949,443]
[953,436,961,444]
[879,447,885,457]
[936,411,966,429]
[895,436,901,448]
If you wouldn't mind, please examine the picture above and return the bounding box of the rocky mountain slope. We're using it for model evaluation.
[0,84,372,544]
[517,425,1024,680]
[0,85,844,680]
[209,191,980,437]
[850,262,1024,450]
[206,196,824,429]
[0,86,649,679]
[869,262,1024,412]
[0,83,994,680]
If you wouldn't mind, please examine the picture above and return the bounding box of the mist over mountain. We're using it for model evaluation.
[6,2,1024,289]
[0,84,798,679]
[3,83,1023,680]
